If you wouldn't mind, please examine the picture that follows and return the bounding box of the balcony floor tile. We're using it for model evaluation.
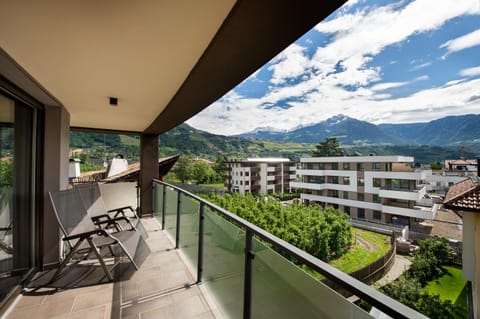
[4,217,218,319]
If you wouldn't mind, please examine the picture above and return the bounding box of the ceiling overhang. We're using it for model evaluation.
[0,0,346,134]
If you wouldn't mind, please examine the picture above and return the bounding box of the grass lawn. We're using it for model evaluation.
[424,265,467,303]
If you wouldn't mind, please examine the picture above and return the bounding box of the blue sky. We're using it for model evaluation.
[187,0,480,136]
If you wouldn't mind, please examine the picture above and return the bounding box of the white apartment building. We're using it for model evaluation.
[225,158,296,195]
[291,156,438,226]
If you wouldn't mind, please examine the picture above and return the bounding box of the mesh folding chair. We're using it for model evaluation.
[49,188,141,281]
[75,183,148,238]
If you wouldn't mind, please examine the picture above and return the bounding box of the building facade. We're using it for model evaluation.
[225,158,296,195]
[291,156,438,226]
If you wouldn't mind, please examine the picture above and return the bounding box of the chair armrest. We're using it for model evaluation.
[108,206,137,219]
[62,229,107,241]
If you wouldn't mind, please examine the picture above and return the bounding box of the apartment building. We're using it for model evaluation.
[291,156,438,227]
[225,158,296,195]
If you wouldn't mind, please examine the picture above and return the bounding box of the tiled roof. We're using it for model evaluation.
[443,176,480,212]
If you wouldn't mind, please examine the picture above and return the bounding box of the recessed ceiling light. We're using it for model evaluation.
[109,97,118,106]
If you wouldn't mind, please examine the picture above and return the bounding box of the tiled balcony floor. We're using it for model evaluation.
[3,218,218,319]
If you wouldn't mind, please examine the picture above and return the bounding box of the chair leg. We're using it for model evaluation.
[50,239,84,282]
[87,238,113,281]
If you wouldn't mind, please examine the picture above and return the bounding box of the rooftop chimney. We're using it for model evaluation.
[477,156,480,177]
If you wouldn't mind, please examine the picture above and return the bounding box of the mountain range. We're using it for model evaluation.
[236,114,480,150]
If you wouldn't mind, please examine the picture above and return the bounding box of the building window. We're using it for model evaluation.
[240,172,243,176]
[358,177,364,186]
[331,176,339,184]
[343,163,350,170]
[358,208,365,219]
[240,181,243,185]
[357,163,364,171]
[373,211,382,220]
[372,163,382,171]
[373,194,381,203]
[373,178,381,187]
[343,176,350,185]
[245,172,249,176]
[332,163,338,170]
[245,181,249,185]
[343,191,349,199]
[344,206,350,215]
[357,193,364,201]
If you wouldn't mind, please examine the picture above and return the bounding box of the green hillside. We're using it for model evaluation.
[68,124,475,165]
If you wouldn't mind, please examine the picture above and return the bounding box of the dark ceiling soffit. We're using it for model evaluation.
[0,48,62,107]
[145,0,346,135]
[70,126,142,135]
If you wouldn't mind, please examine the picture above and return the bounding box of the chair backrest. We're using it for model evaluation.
[75,183,108,217]
[49,188,96,240]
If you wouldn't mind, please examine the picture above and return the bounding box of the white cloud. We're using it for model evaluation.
[459,66,480,77]
[370,82,407,91]
[440,28,480,54]
[415,75,429,81]
[187,0,480,135]
[268,44,310,85]
[410,62,432,71]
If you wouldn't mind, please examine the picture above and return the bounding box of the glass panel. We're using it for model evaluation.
[164,186,178,239]
[152,183,163,217]
[0,94,35,304]
[203,208,245,319]
[251,238,371,319]
[179,195,199,269]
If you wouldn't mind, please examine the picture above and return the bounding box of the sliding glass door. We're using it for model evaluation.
[0,92,37,305]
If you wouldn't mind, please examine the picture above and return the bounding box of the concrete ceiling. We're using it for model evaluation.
[0,0,345,134]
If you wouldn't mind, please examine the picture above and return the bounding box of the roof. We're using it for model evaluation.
[300,156,414,163]
[0,1,345,134]
[443,176,480,213]
[75,155,179,183]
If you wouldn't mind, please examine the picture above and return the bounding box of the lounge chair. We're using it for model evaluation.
[49,188,148,281]
[75,183,148,238]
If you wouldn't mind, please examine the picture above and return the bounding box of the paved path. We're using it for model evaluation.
[375,255,412,287]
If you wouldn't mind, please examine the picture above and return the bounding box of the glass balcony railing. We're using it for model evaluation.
[152,180,427,319]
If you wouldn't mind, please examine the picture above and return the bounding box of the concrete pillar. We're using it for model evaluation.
[139,134,159,217]
[42,105,70,269]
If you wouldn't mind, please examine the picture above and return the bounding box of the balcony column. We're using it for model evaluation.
[139,133,159,217]
[43,105,70,269]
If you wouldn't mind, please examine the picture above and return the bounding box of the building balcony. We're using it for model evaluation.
[382,203,439,220]
[378,185,427,201]
[5,181,426,319]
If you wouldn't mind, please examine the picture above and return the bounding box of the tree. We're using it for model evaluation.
[192,161,215,184]
[430,162,442,170]
[312,138,344,157]
[174,156,193,182]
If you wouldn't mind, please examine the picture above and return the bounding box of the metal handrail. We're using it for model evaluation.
[152,179,428,319]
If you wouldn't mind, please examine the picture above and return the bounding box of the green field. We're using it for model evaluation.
[424,265,467,302]
[330,228,391,273]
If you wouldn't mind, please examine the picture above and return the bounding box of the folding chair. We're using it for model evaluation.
[49,188,144,281]
[75,183,148,238]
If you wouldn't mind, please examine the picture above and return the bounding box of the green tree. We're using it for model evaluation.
[312,138,344,157]
[0,159,13,185]
[174,156,193,182]
[192,161,215,184]
[430,162,442,170]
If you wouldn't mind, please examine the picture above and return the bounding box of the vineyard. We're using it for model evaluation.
[204,192,353,262]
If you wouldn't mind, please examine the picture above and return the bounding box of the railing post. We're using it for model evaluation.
[152,182,157,217]
[243,229,254,319]
[196,202,205,283]
[175,191,181,249]
[161,184,166,230]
